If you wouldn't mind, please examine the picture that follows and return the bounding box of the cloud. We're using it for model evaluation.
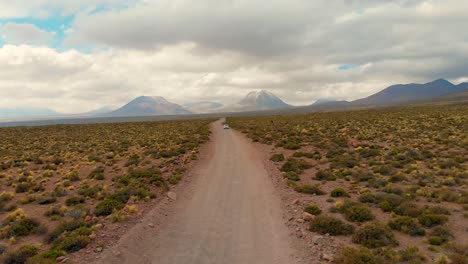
[0,0,467,114]
[0,23,55,45]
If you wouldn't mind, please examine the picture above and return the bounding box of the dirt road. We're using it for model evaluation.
[95,120,298,264]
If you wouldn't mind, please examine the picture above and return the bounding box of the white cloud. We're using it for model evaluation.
[0,0,467,114]
[0,23,54,45]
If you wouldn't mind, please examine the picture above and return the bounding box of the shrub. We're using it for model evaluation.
[25,256,56,264]
[334,247,379,264]
[331,188,350,197]
[94,198,124,216]
[65,196,85,206]
[125,154,141,166]
[168,173,182,184]
[53,233,90,253]
[294,184,325,195]
[418,214,448,227]
[40,249,66,259]
[309,215,354,236]
[352,222,398,248]
[388,216,426,236]
[46,218,88,244]
[270,154,285,162]
[429,236,444,246]
[280,158,312,174]
[304,204,321,215]
[284,171,300,181]
[78,185,103,199]
[428,226,453,245]
[4,245,38,264]
[345,205,374,222]
[36,195,57,205]
[424,206,451,215]
[315,169,336,181]
[88,166,105,180]
[2,217,43,238]
[394,202,423,217]
[333,200,374,222]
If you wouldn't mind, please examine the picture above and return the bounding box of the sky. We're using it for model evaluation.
[0,0,467,113]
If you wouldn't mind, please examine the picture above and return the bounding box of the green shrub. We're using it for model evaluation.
[270,154,285,162]
[304,204,321,215]
[4,245,38,264]
[331,187,350,197]
[46,218,88,244]
[359,193,378,203]
[309,215,354,236]
[53,233,90,253]
[284,171,300,181]
[394,202,423,217]
[315,169,336,181]
[424,206,451,215]
[25,256,56,264]
[65,196,85,206]
[294,184,325,195]
[352,222,398,248]
[168,173,182,184]
[418,214,448,227]
[280,158,312,174]
[125,154,141,166]
[388,216,426,236]
[428,226,452,245]
[3,217,43,238]
[40,249,66,259]
[94,198,124,216]
[88,166,105,180]
[333,200,374,222]
[334,247,379,264]
[429,236,444,246]
[36,195,57,205]
[345,205,374,222]
[78,184,103,199]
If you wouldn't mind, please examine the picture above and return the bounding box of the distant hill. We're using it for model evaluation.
[109,96,191,117]
[423,85,468,103]
[82,106,115,116]
[182,101,223,113]
[224,90,291,112]
[0,107,61,119]
[311,99,338,106]
[352,79,465,105]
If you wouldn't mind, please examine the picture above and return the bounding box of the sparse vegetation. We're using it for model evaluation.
[309,215,354,235]
[228,105,467,260]
[0,119,212,260]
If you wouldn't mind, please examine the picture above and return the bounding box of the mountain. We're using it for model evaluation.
[109,96,192,117]
[456,82,468,90]
[182,101,223,113]
[81,106,116,116]
[311,99,338,106]
[0,107,60,120]
[424,84,468,103]
[224,90,291,112]
[352,79,464,105]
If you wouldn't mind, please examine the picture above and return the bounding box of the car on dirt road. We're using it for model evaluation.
[223,124,230,129]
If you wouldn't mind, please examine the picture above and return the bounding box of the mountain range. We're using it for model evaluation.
[2,79,467,120]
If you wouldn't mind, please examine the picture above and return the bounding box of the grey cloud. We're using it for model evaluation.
[0,23,54,45]
[0,0,467,112]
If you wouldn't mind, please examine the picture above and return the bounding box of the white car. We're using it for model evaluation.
[223,124,230,129]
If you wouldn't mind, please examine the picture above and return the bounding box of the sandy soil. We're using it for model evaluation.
[76,119,303,264]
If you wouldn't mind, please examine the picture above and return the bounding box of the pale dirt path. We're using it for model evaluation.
[93,120,299,264]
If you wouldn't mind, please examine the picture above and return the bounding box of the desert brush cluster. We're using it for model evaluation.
[228,105,467,263]
[0,120,211,263]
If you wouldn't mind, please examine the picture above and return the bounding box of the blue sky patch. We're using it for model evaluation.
[0,14,74,48]
[338,64,356,71]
